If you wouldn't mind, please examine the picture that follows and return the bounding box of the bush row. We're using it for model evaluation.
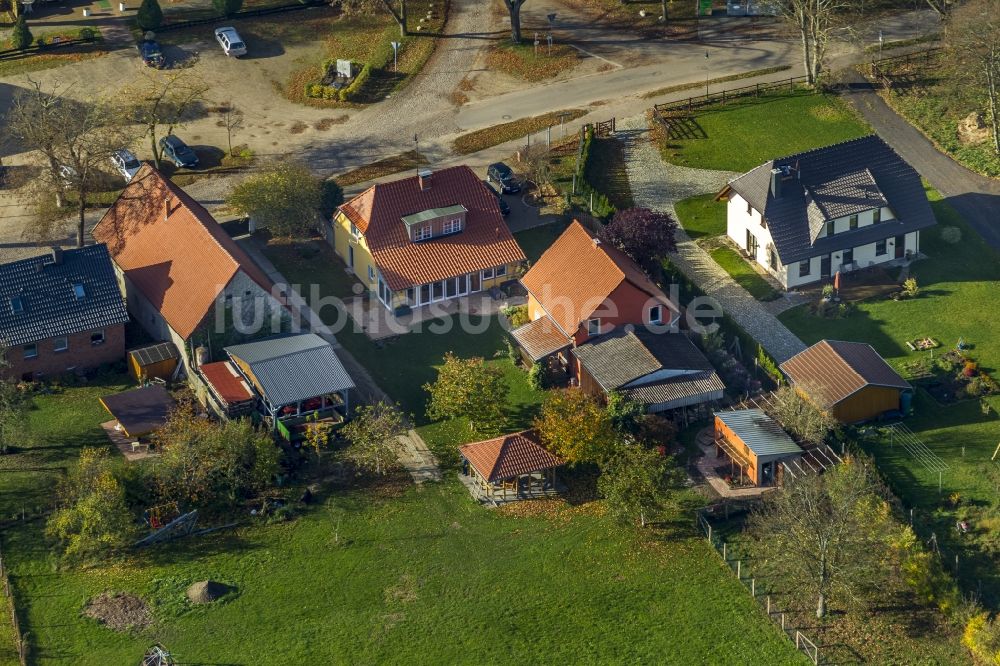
[576,125,615,220]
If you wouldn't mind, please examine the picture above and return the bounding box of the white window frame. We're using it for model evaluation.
[495,265,507,278]
[648,305,662,325]
[482,267,495,280]
[875,239,887,256]
[91,331,106,346]
[23,343,37,359]
[367,265,375,283]
[586,318,601,336]
[443,218,462,235]
[53,336,69,353]
[798,260,810,277]
[414,225,433,241]
[350,223,360,238]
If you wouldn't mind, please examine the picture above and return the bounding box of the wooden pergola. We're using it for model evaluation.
[458,430,564,502]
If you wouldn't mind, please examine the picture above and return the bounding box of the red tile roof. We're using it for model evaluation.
[780,339,910,409]
[200,361,255,405]
[93,165,279,340]
[458,430,563,483]
[338,165,526,291]
[520,221,678,336]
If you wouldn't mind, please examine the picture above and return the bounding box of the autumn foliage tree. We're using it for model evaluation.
[46,448,136,561]
[598,442,685,527]
[342,401,406,476]
[227,161,325,237]
[942,0,1000,156]
[599,207,678,277]
[534,389,615,464]
[425,353,508,437]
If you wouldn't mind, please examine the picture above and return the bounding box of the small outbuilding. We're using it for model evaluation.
[224,333,355,441]
[199,360,255,418]
[780,339,911,423]
[458,430,564,503]
[128,342,180,382]
[714,409,803,487]
[100,385,175,460]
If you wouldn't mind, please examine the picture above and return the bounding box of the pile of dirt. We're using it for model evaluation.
[83,592,152,632]
[958,111,991,145]
[186,580,231,604]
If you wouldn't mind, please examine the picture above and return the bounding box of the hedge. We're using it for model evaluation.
[576,125,615,220]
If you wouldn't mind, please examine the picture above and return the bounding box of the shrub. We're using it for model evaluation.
[213,0,243,16]
[339,64,371,102]
[320,178,344,218]
[11,16,32,51]
[940,226,962,244]
[963,361,978,378]
[503,337,520,366]
[821,284,835,300]
[527,362,545,391]
[500,304,530,328]
[902,276,919,298]
[136,0,163,30]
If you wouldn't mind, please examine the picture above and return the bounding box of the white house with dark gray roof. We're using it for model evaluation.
[718,135,937,289]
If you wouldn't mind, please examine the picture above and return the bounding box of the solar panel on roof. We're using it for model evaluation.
[129,342,180,366]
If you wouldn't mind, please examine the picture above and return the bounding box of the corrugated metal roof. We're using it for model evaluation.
[401,205,467,227]
[622,372,725,410]
[715,409,802,457]
[780,339,910,409]
[0,244,129,347]
[225,333,355,407]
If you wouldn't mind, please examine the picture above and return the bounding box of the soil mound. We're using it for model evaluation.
[186,580,231,604]
[83,592,152,632]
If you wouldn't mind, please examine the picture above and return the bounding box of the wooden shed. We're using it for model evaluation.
[128,342,180,382]
[714,409,803,487]
[780,340,911,423]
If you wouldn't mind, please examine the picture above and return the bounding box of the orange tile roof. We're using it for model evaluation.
[337,165,526,291]
[200,361,255,405]
[520,221,678,336]
[780,339,910,409]
[93,165,279,340]
[458,430,563,483]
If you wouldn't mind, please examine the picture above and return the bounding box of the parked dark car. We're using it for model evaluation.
[137,39,165,68]
[487,162,520,194]
[482,180,510,216]
[159,135,199,168]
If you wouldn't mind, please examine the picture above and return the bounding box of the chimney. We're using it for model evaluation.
[163,196,173,221]
[418,169,433,191]
[592,237,601,248]
[769,167,783,199]
[50,246,64,265]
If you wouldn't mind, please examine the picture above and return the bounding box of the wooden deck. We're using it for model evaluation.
[102,420,159,462]
[457,471,564,507]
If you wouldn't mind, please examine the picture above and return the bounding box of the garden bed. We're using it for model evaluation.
[903,349,1000,405]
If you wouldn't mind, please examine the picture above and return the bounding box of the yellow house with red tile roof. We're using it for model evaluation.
[328,166,526,314]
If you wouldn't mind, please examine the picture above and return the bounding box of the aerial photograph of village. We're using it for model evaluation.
[0,0,997,661]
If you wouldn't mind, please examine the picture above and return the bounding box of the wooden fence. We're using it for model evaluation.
[0,537,27,666]
[157,0,327,32]
[696,510,821,665]
[868,47,942,90]
[652,75,811,118]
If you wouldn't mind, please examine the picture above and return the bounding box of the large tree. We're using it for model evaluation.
[534,389,615,464]
[341,401,406,476]
[123,69,208,170]
[768,385,839,445]
[779,0,849,84]
[7,81,134,246]
[598,442,684,527]
[503,0,527,43]
[942,0,1000,156]
[377,0,407,37]
[425,353,507,437]
[747,461,894,619]
[599,207,678,277]
[227,162,324,237]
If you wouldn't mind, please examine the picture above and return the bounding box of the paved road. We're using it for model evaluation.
[841,73,1000,251]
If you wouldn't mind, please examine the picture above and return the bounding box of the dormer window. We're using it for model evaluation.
[9,296,24,314]
[414,225,433,241]
[72,283,85,300]
[401,205,468,243]
[442,218,462,235]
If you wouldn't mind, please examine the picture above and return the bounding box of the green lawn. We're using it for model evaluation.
[674,193,728,239]
[514,222,570,264]
[780,190,1000,605]
[709,246,781,301]
[656,90,871,172]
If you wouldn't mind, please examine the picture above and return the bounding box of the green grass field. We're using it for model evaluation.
[674,193,728,240]
[780,190,1000,605]
[709,246,780,301]
[656,90,871,172]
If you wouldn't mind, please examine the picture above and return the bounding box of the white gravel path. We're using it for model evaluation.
[616,114,807,363]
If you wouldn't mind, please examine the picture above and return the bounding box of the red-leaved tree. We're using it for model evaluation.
[599,207,678,277]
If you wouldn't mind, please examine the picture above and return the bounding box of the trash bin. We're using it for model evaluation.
[82,7,90,16]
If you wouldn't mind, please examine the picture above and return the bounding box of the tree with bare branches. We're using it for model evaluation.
[378,0,407,36]
[941,0,1000,156]
[123,69,209,170]
[217,102,245,157]
[779,0,850,84]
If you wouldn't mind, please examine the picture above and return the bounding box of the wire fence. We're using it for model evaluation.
[0,537,27,666]
[696,510,821,665]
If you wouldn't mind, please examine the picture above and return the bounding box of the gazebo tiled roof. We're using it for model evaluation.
[458,430,563,483]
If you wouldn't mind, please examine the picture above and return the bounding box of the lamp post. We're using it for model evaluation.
[704,50,710,97]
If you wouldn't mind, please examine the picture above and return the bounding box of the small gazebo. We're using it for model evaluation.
[458,430,564,503]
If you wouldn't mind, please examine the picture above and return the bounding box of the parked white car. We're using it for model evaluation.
[214,27,247,57]
[111,149,142,182]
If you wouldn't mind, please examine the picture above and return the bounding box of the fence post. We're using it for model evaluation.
[766,595,770,614]
[722,541,726,561]
[736,559,741,579]
[707,524,712,542]
[781,613,785,630]
[751,578,755,597]
[722,89,726,105]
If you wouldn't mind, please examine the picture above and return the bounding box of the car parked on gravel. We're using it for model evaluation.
[482,180,510,216]
[111,150,143,182]
[159,135,199,168]
[487,162,520,194]
[137,39,165,68]
[214,27,247,57]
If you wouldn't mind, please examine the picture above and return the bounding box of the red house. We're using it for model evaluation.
[510,221,723,417]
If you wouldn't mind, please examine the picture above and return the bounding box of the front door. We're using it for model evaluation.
[348,246,355,268]
[820,254,831,278]
[895,234,906,259]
